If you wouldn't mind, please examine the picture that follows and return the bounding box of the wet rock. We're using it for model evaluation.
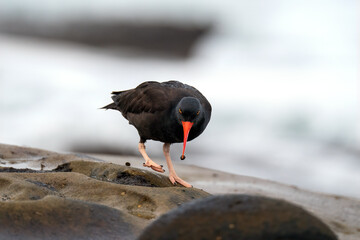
[0,144,210,239]
[0,143,101,170]
[0,169,209,221]
[138,194,338,240]
[0,195,137,240]
[53,160,175,187]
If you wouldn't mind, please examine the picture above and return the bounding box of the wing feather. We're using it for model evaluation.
[102,80,211,120]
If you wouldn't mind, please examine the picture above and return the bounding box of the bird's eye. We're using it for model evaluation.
[179,109,182,114]
[197,110,200,115]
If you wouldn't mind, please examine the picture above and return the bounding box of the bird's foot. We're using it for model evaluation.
[168,172,192,188]
[143,159,165,173]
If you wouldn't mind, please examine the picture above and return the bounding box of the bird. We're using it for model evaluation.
[102,80,212,187]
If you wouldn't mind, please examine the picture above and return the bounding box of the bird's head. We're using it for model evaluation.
[176,97,202,160]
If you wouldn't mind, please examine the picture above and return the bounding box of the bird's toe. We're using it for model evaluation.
[168,176,176,185]
[168,174,191,188]
[151,166,165,173]
[143,163,165,173]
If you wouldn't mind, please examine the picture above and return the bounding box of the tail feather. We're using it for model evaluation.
[101,102,117,110]
[101,90,127,110]
[111,90,126,95]
[110,90,126,102]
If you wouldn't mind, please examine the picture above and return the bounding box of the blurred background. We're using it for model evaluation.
[0,1,359,198]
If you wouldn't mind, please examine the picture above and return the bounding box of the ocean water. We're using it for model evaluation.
[0,0,359,198]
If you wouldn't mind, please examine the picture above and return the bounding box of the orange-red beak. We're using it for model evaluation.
[181,121,193,160]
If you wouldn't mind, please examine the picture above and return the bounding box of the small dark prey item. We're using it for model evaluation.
[102,81,211,187]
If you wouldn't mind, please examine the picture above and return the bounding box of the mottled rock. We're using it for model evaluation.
[0,167,209,217]
[138,194,338,240]
[0,144,210,240]
[54,160,175,187]
[0,143,100,170]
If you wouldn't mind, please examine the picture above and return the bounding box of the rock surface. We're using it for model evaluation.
[0,196,137,240]
[0,18,211,58]
[138,194,338,240]
[92,153,360,240]
[0,144,210,240]
[1,144,359,240]
[54,160,175,187]
[0,143,99,170]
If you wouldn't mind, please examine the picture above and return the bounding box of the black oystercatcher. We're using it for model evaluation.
[102,81,211,187]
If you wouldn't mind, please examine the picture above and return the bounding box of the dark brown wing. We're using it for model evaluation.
[102,80,211,120]
[102,81,172,118]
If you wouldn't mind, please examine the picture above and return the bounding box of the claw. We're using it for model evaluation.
[143,161,165,173]
[152,166,165,173]
[168,173,192,188]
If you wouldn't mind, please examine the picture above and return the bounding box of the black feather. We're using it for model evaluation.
[102,80,211,143]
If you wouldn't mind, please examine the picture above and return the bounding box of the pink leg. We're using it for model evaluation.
[163,143,192,188]
[138,143,164,173]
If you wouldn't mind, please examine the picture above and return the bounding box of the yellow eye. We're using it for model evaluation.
[197,110,200,115]
[179,109,182,114]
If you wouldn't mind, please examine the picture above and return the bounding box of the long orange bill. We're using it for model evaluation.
[181,121,193,160]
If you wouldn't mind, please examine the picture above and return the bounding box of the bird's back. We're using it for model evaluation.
[102,80,211,142]
[103,81,210,117]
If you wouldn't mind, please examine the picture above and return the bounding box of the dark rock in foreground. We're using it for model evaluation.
[138,194,338,240]
[0,196,136,240]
